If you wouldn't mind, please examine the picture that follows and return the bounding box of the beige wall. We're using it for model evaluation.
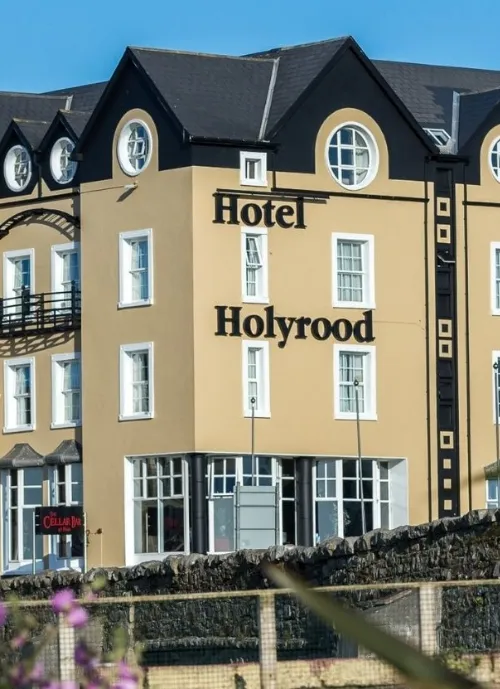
[79,108,194,567]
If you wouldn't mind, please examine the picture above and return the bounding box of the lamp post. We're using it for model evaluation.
[494,362,500,508]
[354,379,366,535]
[250,396,256,486]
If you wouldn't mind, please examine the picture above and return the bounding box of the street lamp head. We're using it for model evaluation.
[495,362,499,371]
[250,397,256,406]
[354,379,360,387]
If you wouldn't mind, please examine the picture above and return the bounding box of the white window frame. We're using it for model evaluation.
[119,342,154,421]
[117,120,153,177]
[207,455,297,554]
[334,344,377,421]
[312,458,407,540]
[241,227,269,303]
[3,356,35,433]
[3,248,35,312]
[118,229,153,308]
[51,353,81,429]
[486,477,500,509]
[2,467,44,574]
[239,151,267,187]
[493,351,500,424]
[332,233,375,309]
[325,122,379,191]
[491,242,500,315]
[51,242,80,310]
[124,454,190,566]
[242,340,270,418]
[49,463,84,570]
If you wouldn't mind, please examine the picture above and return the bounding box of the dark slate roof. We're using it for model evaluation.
[0,443,44,468]
[484,461,500,478]
[131,47,276,140]
[374,59,500,132]
[45,439,82,465]
[43,81,107,112]
[0,93,68,142]
[61,110,92,138]
[247,38,348,134]
[14,119,50,149]
[458,87,500,147]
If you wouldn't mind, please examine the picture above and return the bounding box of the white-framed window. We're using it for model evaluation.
[313,458,407,541]
[491,242,500,315]
[2,467,43,573]
[51,353,81,428]
[239,151,267,187]
[50,463,84,564]
[3,357,35,432]
[486,478,500,509]
[424,129,451,147]
[332,233,375,308]
[117,120,152,176]
[241,227,268,302]
[3,248,34,316]
[51,242,80,310]
[4,145,32,192]
[493,352,500,423]
[124,455,189,565]
[242,340,270,418]
[325,122,379,190]
[118,229,153,308]
[50,138,77,184]
[334,344,377,421]
[119,342,154,421]
[207,455,296,553]
[490,138,500,182]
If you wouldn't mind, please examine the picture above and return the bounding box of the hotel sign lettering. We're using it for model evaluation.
[215,306,374,348]
[213,193,306,229]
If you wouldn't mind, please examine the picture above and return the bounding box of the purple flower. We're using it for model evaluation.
[112,680,138,689]
[117,661,136,680]
[0,602,8,626]
[52,589,75,614]
[10,630,28,649]
[59,682,78,689]
[66,604,88,628]
[29,661,45,681]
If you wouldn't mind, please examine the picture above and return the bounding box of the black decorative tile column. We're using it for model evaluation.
[190,454,208,554]
[296,457,313,547]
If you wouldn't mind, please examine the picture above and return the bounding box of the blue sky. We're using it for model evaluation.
[2,0,500,93]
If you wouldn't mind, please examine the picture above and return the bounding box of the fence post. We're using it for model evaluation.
[58,613,76,682]
[419,585,441,655]
[258,593,277,689]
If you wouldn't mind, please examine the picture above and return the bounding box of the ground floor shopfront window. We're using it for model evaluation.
[125,455,189,565]
[207,456,296,553]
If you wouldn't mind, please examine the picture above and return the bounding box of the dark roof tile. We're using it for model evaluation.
[14,119,50,149]
[45,439,82,465]
[458,87,500,147]
[0,443,44,468]
[0,93,67,142]
[43,81,107,112]
[132,47,276,140]
[61,110,92,138]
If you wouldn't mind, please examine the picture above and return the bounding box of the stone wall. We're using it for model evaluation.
[4,509,500,666]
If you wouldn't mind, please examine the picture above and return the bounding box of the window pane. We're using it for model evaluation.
[213,497,234,552]
[22,508,43,560]
[24,487,42,505]
[316,501,339,542]
[134,500,158,553]
[24,467,43,486]
[344,501,373,537]
[162,498,185,552]
[282,502,296,545]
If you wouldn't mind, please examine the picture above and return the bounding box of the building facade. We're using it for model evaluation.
[0,37,500,572]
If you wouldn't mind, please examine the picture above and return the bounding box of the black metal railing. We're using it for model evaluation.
[0,283,81,337]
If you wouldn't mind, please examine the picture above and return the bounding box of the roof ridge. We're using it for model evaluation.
[13,118,50,124]
[374,57,500,74]
[0,91,66,99]
[247,35,350,56]
[131,45,274,63]
[461,85,500,97]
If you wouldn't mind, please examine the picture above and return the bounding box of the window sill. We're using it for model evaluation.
[119,412,154,422]
[240,178,268,188]
[243,410,271,419]
[3,424,35,434]
[51,421,81,430]
[242,296,270,305]
[492,310,500,316]
[118,299,153,310]
[334,412,378,422]
[332,299,376,310]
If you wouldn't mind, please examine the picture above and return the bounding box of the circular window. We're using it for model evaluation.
[490,138,500,181]
[4,145,32,192]
[117,120,152,176]
[326,123,379,190]
[50,137,77,184]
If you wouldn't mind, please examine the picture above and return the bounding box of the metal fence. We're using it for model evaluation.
[11,578,500,688]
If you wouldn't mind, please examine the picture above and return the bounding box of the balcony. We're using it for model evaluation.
[0,285,81,337]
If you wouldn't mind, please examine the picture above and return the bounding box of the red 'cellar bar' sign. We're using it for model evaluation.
[35,506,84,536]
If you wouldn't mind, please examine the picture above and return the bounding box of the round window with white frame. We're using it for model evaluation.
[4,145,32,192]
[117,120,152,176]
[490,137,500,182]
[50,137,77,184]
[326,122,379,190]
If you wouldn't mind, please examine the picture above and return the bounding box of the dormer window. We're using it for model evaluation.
[490,138,500,182]
[117,120,152,177]
[424,128,451,147]
[50,138,77,184]
[240,151,267,187]
[326,123,378,190]
[4,145,31,192]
